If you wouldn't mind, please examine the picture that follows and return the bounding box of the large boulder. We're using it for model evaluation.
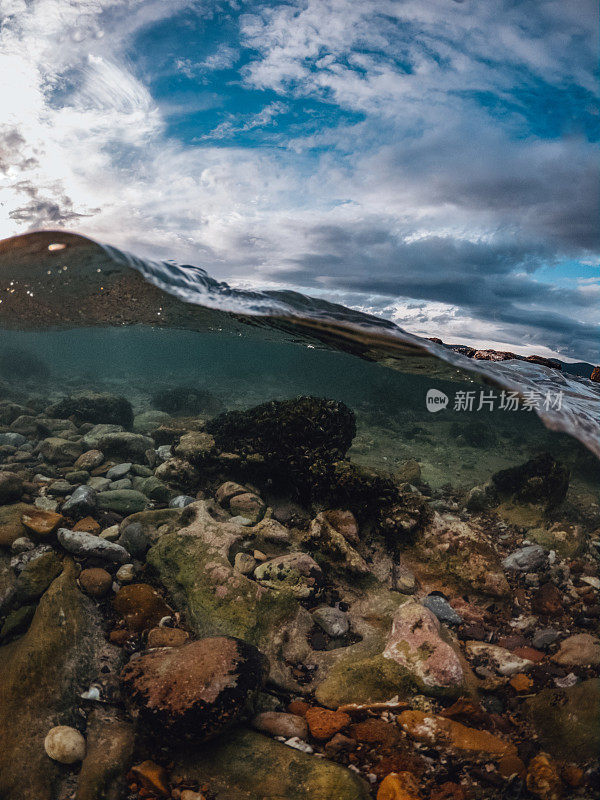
[120,637,266,743]
[38,437,83,465]
[491,452,569,507]
[525,679,600,762]
[47,393,134,429]
[172,727,370,800]
[0,562,105,800]
[382,601,464,697]
[97,432,154,462]
[146,501,312,690]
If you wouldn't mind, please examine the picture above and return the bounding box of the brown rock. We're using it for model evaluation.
[510,673,533,693]
[252,711,308,740]
[377,772,420,800]
[75,709,134,800]
[324,733,357,757]
[109,629,130,646]
[75,450,105,470]
[532,583,563,616]
[287,699,310,717]
[513,646,544,663]
[590,366,600,382]
[526,752,563,800]
[0,471,23,504]
[130,761,170,797]
[21,508,63,537]
[0,503,35,546]
[323,509,360,544]
[305,707,351,741]
[120,637,265,743]
[430,784,466,800]
[146,627,189,648]
[73,516,101,534]
[398,710,516,757]
[113,584,172,632]
[551,633,600,666]
[349,718,400,746]
[498,754,527,779]
[79,568,112,598]
[561,764,583,788]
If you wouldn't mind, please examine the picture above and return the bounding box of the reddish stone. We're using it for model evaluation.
[373,752,426,780]
[73,516,101,534]
[497,635,528,651]
[431,783,467,800]
[113,583,172,632]
[21,508,63,537]
[287,699,310,717]
[305,707,351,741]
[441,698,489,727]
[79,567,112,598]
[323,509,360,543]
[590,366,600,382]
[348,719,400,746]
[498,754,527,779]
[513,646,544,663]
[532,583,563,616]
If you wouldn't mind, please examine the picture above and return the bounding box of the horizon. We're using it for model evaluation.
[1,0,598,362]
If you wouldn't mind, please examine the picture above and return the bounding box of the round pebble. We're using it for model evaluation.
[44,725,86,764]
[116,563,136,583]
[79,567,112,598]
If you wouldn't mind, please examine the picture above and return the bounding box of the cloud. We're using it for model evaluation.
[0,0,597,362]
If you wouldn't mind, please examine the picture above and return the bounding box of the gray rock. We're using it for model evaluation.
[312,606,349,638]
[422,594,463,625]
[156,445,172,462]
[65,470,90,483]
[131,464,152,477]
[82,424,123,450]
[98,432,154,462]
[88,476,111,492]
[140,476,170,503]
[133,410,170,435]
[38,437,83,464]
[106,463,132,481]
[502,544,548,572]
[97,490,148,515]
[11,537,35,554]
[109,478,133,491]
[61,485,97,518]
[0,432,27,447]
[532,628,560,650]
[57,528,129,562]
[0,471,23,504]
[116,523,149,559]
[169,495,196,508]
[48,480,73,496]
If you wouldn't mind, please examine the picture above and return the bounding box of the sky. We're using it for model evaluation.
[0,0,598,362]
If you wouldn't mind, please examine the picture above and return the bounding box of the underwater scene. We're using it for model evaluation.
[0,230,599,800]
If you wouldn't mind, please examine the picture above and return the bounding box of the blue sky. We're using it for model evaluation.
[1,0,598,361]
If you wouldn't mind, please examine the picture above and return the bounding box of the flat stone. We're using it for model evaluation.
[399,710,516,757]
[57,528,129,563]
[96,490,148,515]
[551,633,600,666]
[465,641,534,676]
[106,463,132,481]
[502,545,548,573]
[21,508,63,537]
[532,628,560,650]
[252,711,308,740]
[38,437,83,465]
[422,594,463,625]
[61,485,97,518]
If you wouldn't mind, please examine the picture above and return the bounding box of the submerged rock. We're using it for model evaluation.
[526,679,600,761]
[96,489,148,515]
[97,432,154,462]
[57,528,129,563]
[491,452,569,507]
[172,727,370,799]
[502,544,548,573]
[0,471,23,504]
[61,485,97,518]
[398,710,516,757]
[113,583,172,632]
[254,552,323,598]
[383,602,464,696]
[47,393,133,429]
[44,725,86,764]
[120,636,266,743]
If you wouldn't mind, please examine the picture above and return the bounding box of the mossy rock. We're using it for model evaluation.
[525,679,600,762]
[174,727,370,800]
[314,647,415,708]
[15,551,62,603]
[0,561,104,800]
[146,502,311,689]
[528,526,586,559]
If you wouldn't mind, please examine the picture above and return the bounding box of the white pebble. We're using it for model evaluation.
[44,725,85,764]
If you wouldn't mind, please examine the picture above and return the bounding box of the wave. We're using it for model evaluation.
[1,230,599,459]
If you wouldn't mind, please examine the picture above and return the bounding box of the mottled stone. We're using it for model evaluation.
[120,637,265,743]
[57,528,129,563]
